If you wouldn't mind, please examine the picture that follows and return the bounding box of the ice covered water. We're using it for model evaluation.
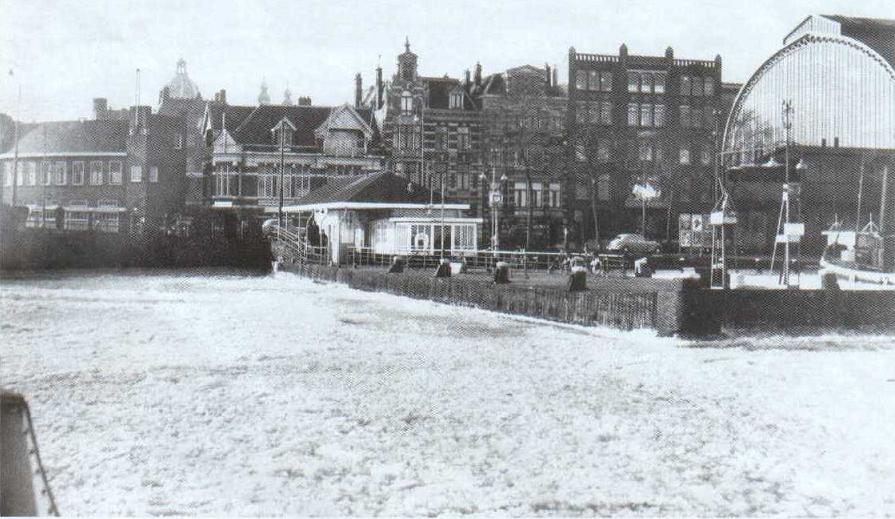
[2,270,894,515]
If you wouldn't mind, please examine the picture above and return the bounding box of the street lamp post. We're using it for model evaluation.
[480,165,507,251]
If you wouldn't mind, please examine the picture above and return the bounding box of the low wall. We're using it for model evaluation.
[703,289,895,332]
[283,264,709,335]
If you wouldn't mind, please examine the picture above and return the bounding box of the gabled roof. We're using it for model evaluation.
[232,105,332,147]
[314,104,374,140]
[296,172,444,206]
[13,120,128,155]
[204,103,256,133]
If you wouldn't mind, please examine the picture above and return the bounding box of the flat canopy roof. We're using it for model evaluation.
[269,201,470,213]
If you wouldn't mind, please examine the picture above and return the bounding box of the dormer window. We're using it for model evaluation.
[450,92,463,109]
[401,91,413,114]
[271,118,295,148]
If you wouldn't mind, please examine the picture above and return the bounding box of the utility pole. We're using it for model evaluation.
[11,78,21,206]
[278,121,286,233]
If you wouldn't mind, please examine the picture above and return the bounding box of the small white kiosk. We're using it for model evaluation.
[271,173,482,264]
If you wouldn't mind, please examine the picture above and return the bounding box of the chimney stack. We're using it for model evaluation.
[552,64,558,89]
[545,63,551,87]
[376,65,383,109]
[93,98,108,120]
[298,96,312,106]
[214,89,227,104]
[474,62,482,86]
[465,69,471,88]
[355,73,363,108]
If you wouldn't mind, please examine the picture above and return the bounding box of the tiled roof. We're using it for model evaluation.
[207,103,256,133]
[14,120,128,155]
[296,172,443,206]
[232,105,332,147]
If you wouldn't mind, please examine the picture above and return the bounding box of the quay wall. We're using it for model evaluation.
[284,264,895,336]
[284,263,712,336]
[702,289,895,332]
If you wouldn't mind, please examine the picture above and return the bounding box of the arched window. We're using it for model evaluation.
[401,91,413,114]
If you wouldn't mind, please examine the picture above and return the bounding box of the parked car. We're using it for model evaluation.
[606,233,661,254]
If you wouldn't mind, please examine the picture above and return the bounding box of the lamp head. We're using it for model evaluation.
[795,159,808,170]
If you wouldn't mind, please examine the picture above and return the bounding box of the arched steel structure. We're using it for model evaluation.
[723,31,895,164]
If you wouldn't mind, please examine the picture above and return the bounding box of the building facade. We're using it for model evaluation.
[722,14,895,255]
[0,106,186,234]
[375,40,484,218]
[201,102,384,234]
[568,44,724,247]
[473,64,568,249]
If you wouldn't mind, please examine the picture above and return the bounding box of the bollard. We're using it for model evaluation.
[388,256,404,274]
[634,257,652,278]
[434,258,451,278]
[568,266,587,292]
[821,271,840,291]
[494,261,511,284]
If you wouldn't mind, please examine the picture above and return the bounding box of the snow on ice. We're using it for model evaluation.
[1,270,894,515]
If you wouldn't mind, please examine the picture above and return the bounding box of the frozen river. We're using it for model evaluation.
[2,270,895,516]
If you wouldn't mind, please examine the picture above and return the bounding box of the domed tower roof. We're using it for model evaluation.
[166,58,201,99]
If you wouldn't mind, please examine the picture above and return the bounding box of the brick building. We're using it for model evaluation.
[375,39,483,216]
[568,44,725,247]
[0,104,186,234]
[472,64,568,249]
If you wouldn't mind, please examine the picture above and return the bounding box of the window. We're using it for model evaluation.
[639,141,654,161]
[640,103,653,127]
[588,104,600,123]
[575,143,587,162]
[600,101,612,125]
[400,91,413,114]
[654,73,666,94]
[692,77,704,96]
[680,105,691,128]
[701,149,712,166]
[627,73,638,93]
[640,73,653,93]
[704,77,715,96]
[90,161,103,185]
[72,162,84,185]
[109,161,122,184]
[576,71,588,90]
[597,139,611,162]
[449,92,463,109]
[27,162,37,186]
[627,103,638,126]
[532,182,544,208]
[435,126,448,150]
[2,163,10,186]
[654,104,666,127]
[549,183,561,208]
[600,72,613,92]
[457,127,469,151]
[679,147,691,164]
[94,213,120,233]
[513,182,527,207]
[130,165,142,183]
[149,166,159,183]
[64,210,90,231]
[52,161,67,185]
[588,71,598,91]
[680,75,692,96]
[576,104,588,124]
[41,162,52,186]
[597,174,611,201]
[691,108,703,129]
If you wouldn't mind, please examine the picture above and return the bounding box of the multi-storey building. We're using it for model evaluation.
[201,101,383,232]
[568,44,724,247]
[0,104,186,234]
[375,39,483,216]
[473,64,568,249]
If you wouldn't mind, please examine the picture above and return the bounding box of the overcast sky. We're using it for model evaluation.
[1,0,892,122]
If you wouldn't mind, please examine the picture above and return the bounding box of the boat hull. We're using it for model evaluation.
[819,257,895,287]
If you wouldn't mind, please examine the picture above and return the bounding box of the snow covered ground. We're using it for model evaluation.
[2,269,895,516]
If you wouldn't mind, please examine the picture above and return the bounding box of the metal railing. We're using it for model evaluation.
[344,246,587,272]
